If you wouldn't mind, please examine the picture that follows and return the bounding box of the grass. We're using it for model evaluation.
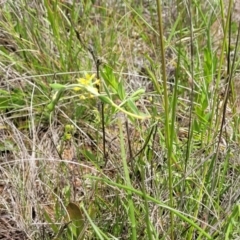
[0,0,240,239]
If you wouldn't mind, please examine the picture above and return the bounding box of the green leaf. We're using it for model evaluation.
[129,88,145,100]
[101,65,118,91]
[99,95,112,104]
[117,81,126,100]
[46,88,65,113]
[66,202,84,222]
[66,202,85,238]
[46,102,55,112]
[49,83,66,90]
[127,99,140,115]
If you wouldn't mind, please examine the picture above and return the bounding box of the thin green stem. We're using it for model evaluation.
[118,119,137,240]
[156,0,174,239]
[208,0,233,143]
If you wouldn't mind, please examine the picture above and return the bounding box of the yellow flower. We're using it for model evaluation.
[77,73,96,86]
[74,73,99,99]
[74,73,96,91]
[85,73,95,81]
[73,86,81,91]
[79,95,86,100]
[93,79,100,86]
[77,78,89,85]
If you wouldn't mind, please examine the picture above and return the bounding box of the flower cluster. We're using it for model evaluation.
[73,73,100,100]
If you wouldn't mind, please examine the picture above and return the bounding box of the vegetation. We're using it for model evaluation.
[0,0,240,239]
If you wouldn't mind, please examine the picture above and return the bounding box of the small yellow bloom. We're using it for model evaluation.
[79,95,86,100]
[74,73,98,100]
[73,86,81,91]
[77,73,95,85]
[77,78,89,86]
[85,73,95,81]
[93,79,100,86]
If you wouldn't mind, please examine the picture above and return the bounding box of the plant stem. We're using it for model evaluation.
[156,0,174,239]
